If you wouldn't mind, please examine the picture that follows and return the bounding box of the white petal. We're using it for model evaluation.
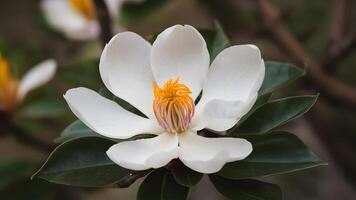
[41,0,99,40]
[107,133,179,170]
[179,131,252,174]
[151,25,210,99]
[192,93,257,132]
[18,59,57,100]
[200,45,265,105]
[99,32,155,118]
[192,45,264,132]
[63,87,162,139]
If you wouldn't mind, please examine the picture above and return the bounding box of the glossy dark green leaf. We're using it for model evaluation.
[55,120,99,143]
[171,162,203,187]
[251,93,272,111]
[259,61,305,95]
[210,175,282,200]
[230,93,272,131]
[33,137,131,187]
[200,23,229,61]
[229,95,318,135]
[118,0,170,25]
[138,169,189,200]
[218,131,323,179]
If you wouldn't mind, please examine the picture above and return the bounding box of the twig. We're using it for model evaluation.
[94,0,113,46]
[257,0,356,188]
[258,0,356,108]
[323,0,354,71]
[323,33,356,72]
[116,170,151,188]
[328,0,351,44]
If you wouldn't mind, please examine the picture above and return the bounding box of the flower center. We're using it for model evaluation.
[0,57,18,111]
[69,0,96,20]
[153,78,194,133]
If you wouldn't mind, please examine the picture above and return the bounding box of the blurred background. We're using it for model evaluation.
[0,0,355,199]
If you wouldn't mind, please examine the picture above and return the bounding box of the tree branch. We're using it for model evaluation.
[329,0,351,44]
[258,0,356,108]
[94,0,113,46]
[323,33,356,72]
[323,0,354,71]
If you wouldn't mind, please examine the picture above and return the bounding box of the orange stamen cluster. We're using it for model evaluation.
[153,78,194,133]
[69,0,96,20]
[0,57,18,111]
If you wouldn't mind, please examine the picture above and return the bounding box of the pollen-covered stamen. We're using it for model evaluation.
[69,0,96,20]
[0,57,19,111]
[153,78,194,133]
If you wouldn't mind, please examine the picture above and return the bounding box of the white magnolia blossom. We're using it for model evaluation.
[64,25,265,174]
[41,0,144,40]
[0,58,57,111]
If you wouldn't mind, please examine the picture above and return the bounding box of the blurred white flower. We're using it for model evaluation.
[0,57,57,112]
[41,0,143,40]
[64,25,265,173]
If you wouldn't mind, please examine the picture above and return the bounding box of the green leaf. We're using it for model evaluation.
[200,22,229,61]
[138,169,189,200]
[229,95,318,135]
[55,120,99,143]
[171,162,203,187]
[251,93,272,111]
[33,137,131,187]
[218,131,324,179]
[259,61,305,95]
[118,0,170,25]
[210,175,282,200]
[230,93,272,130]
[19,99,66,118]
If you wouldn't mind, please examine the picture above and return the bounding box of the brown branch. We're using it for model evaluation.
[323,33,356,71]
[329,0,351,44]
[94,0,113,46]
[258,0,356,108]
[323,0,354,71]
